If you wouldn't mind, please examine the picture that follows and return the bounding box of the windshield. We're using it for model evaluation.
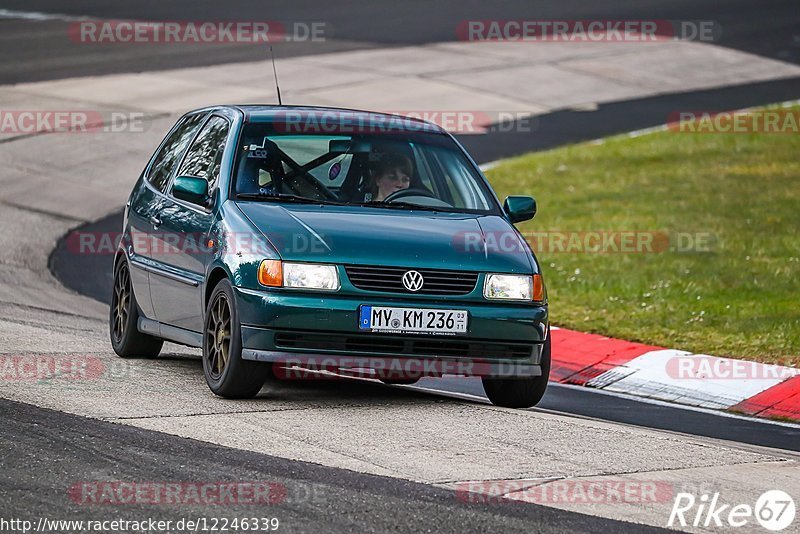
[233,123,500,214]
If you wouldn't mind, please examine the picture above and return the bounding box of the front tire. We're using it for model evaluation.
[109,259,163,358]
[482,330,551,408]
[203,278,270,398]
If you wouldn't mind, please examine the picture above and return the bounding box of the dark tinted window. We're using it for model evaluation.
[177,116,229,192]
[147,113,206,193]
[233,125,497,214]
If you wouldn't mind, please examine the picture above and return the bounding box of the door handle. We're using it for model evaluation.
[149,215,162,228]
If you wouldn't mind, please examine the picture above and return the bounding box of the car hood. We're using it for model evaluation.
[235,202,534,273]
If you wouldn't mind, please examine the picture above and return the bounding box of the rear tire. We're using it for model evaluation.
[482,330,551,408]
[109,259,163,358]
[203,278,270,398]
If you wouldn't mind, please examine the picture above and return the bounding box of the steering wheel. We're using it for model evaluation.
[383,188,437,202]
[382,187,453,209]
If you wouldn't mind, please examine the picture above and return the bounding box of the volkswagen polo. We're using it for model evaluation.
[110,105,550,408]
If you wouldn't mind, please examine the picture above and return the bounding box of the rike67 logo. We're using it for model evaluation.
[668,490,796,531]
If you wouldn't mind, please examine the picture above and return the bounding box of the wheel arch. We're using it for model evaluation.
[113,247,127,270]
[205,265,231,308]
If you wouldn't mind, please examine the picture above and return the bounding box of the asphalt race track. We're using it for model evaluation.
[2,398,669,533]
[0,0,798,83]
[3,1,800,532]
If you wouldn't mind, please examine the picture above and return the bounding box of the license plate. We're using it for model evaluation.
[359,305,468,335]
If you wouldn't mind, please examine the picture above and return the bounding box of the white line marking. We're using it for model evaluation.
[0,8,89,22]
[552,382,800,429]
[409,381,800,429]
[589,349,794,409]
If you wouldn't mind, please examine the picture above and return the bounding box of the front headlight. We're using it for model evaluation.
[258,260,339,291]
[283,262,340,290]
[483,273,533,301]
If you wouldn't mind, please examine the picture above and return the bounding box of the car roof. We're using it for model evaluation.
[195,105,447,135]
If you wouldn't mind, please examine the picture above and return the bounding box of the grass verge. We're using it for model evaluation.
[485,105,800,366]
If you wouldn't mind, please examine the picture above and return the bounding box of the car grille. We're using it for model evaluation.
[273,331,534,360]
[344,264,479,295]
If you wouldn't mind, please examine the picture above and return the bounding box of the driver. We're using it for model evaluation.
[365,153,413,202]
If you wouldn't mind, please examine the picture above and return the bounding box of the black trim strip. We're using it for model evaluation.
[129,258,200,287]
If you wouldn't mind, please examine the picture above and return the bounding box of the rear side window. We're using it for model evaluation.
[177,116,230,192]
[147,113,206,193]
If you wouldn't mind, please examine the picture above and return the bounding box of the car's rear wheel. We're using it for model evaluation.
[481,329,551,408]
[203,278,270,398]
[110,259,163,358]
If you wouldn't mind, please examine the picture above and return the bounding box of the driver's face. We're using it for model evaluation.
[376,168,411,200]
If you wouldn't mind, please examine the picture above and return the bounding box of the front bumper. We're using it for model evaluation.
[235,286,548,377]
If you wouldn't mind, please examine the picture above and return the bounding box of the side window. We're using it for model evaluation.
[177,116,229,192]
[147,113,206,193]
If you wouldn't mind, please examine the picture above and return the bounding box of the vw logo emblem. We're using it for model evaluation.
[402,270,424,292]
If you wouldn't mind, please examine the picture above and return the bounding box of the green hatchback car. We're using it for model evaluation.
[110,106,550,408]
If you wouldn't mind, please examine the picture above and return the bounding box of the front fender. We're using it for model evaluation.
[205,200,280,291]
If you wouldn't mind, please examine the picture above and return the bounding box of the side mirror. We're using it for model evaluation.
[504,196,536,223]
[173,175,210,207]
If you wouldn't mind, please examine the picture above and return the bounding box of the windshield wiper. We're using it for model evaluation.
[357,201,447,212]
[237,193,344,205]
[239,194,456,212]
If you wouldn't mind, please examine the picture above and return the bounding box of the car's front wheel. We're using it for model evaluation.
[481,330,551,408]
[109,258,163,358]
[203,278,270,398]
